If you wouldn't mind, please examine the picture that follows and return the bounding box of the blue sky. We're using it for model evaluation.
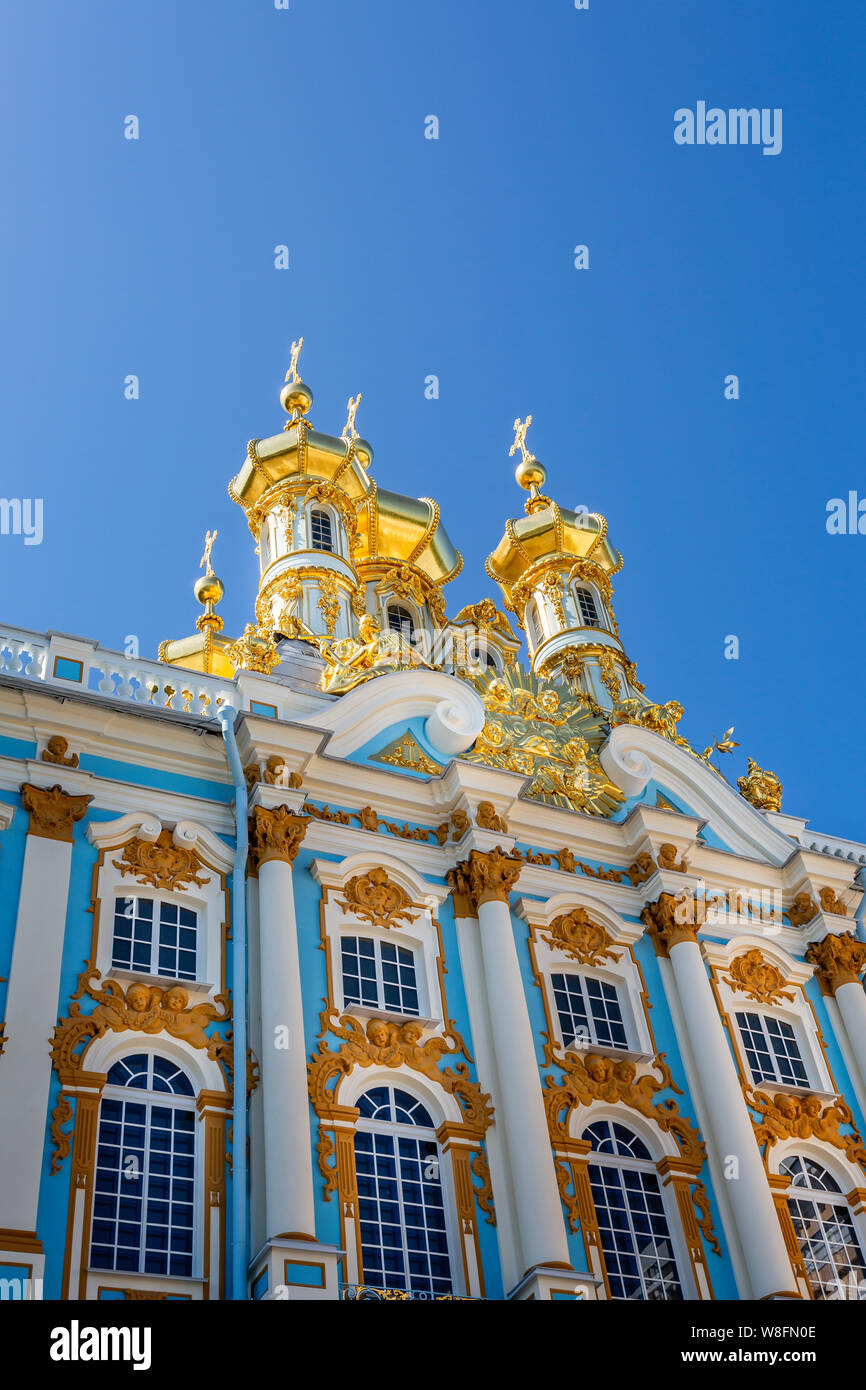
[1,0,863,837]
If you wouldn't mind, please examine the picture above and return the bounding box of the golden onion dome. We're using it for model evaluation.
[485,499,622,611]
[228,425,372,512]
[355,483,462,587]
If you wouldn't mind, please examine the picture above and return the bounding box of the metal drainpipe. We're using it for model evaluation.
[219,705,249,1300]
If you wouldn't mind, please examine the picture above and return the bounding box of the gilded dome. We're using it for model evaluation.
[486,500,622,611]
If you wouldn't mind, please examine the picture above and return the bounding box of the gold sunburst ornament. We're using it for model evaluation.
[461,664,626,818]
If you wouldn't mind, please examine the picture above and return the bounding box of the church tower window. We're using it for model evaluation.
[310,508,334,552]
[354,1085,452,1295]
[575,585,602,628]
[387,603,415,640]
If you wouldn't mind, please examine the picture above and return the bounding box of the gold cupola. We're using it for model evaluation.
[485,416,643,708]
[227,342,461,651]
[159,531,237,677]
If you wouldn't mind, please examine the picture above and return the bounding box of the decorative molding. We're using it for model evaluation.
[470,1148,496,1227]
[750,1089,866,1168]
[112,828,210,892]
[463,847,523,910]
[543,1040,704,1167]
[338,866,417,930]
[721,948,796,1006]
[805,932,866,996]
[42,736,79,768]
[21,783,91,843]
[308,1010,493,1139]
[541,908,622,967]
[783,893,818,927]
[370,731,444,777]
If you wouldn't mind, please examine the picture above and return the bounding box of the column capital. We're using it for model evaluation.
[641,892,699,957]
[805,931,866,995]
[249,805,309,872]
[449,847,523,915]
[21,782,91,843]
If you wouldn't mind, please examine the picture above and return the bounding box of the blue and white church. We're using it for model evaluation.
[2,350,866,1304]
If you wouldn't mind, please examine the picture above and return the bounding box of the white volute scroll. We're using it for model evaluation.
[304,669,486,762]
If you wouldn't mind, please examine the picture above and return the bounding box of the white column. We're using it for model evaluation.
[469,853,571,1278]
[0,784,90,1237]
[665,931,801,1299]
[835,982,866,1079]
[806,933,866,1094]
[258,856,314,1239]
[253,806,315,1242]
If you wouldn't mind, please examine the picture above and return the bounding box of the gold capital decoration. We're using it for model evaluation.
[446,862,475,920]
[462,847,523,910]
[21,783,92,843]
[370,731,444,777]
[338,867,417,930]
[722,949,796,1005]
[805,932,866,996]
[113,828,210,892]
[249,805,309,870]
[737,756,782,813]
[750,1089,866,1169]
[542,908,622,967]
[641,893,699,956]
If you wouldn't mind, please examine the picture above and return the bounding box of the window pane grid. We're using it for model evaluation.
[736,1011,809,1087]
[112,897,198,982]
[91,1055,195,1279]
[310,509,333,552]
[552,972,627,1049]
[341,936,419,1016]
[575,587,601,627]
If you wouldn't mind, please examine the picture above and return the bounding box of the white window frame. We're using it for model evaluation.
[570,581,605,631]
[733,1006,813,1091]
[340,931,423,1019]
[549,968,631,1053]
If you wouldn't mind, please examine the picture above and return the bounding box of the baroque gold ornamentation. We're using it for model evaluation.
[657,843,688,873]
[543,1040,704,1167]
[627,852,657,886]
[805,933,866,995]
[641,893,699,956]
[249,805,309,869]
[750,1090,866,1168]
[737,757,783,813]
[475,801,508,833]
[597,649,621,702]
[42,737,79,768]
[262,755,302,787]
[50,1092,74,1175]
[542,908,622,966]
[113,828,210,892]
[21,783,92,843]
[784,892,818,927]
[722,949,796,1005]
[225,623,281,675]
[339,867,417,930]
[470,1149,496,1226]
[818,886,849,918]
[52,968,231,1079]
[316,571,341,637]
[461,664,626,819]
[370,730,444,777]
[308,1012,493,1138]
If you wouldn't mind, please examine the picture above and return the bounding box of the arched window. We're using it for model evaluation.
[310,508,334,553]
[735,1011,809,1089]
[90,1053,196,1278]
[341,935,420,1016]
[781,1155,866,1300]
[583,1118,683,1301]
[575,586,602,628]
[387,604,415,640]
[112,897,198,982]
[551,972,627,1050]
[527,601,543,645]
[354,1084,452,1296]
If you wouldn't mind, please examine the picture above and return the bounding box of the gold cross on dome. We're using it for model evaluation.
[509,414,533,464]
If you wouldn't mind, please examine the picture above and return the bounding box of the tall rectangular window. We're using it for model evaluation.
[341,936,420,1016]
[551,972,627,1049]
[736,1010,809,1088]
[112,898,198,982]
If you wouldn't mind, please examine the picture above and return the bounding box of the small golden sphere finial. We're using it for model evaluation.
[195,530,224,627]
[509,415,548,510]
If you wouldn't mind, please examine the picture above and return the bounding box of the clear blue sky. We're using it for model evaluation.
[1,0,863,838]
